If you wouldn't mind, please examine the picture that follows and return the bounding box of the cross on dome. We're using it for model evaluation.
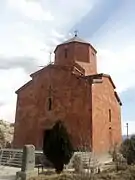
[74,30,78,37]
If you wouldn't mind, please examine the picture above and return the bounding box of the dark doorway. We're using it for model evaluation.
[42,129,51,151]
[42,129,53,168]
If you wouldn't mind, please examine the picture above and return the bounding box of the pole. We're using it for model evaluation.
[49,52,52,64]
[126,123,129,138]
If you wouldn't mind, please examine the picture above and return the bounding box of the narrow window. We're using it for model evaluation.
[64,48,68,58]
[48,97,52,111]
[109,109,111,122]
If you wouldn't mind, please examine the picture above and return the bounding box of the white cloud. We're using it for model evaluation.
[91,1,135,94]
[51,29,65,39]
[0,22,46,58]
[0,0,93,122]
[97,45,135,93]
[1,0,134,134]
[7,0,54,21]
[0,68,30,122]
[38,0,93,31]
[0,103,16,122]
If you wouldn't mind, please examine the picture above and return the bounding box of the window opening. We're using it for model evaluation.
[109,109,111,122]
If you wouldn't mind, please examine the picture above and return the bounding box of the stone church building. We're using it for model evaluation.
[13,34,122,154]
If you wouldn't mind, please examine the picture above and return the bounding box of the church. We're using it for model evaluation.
[13,34,122,154]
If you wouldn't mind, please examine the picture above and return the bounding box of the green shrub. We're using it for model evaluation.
[0,128,5,147]
[43,120,74,174]
[120,135,135,165]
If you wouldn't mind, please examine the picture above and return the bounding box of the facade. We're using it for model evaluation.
[13,35,122,154]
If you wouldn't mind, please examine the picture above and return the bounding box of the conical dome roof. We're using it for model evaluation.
[61,34,89,45]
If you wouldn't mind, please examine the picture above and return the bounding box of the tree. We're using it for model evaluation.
[0,128,5,148]
[120,135,135,165]
[43,121,74,174]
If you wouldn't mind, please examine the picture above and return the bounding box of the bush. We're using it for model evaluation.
[0,128,5,148]
[120,135,135,165]
[72,154,83,173]
[43,120,74,174]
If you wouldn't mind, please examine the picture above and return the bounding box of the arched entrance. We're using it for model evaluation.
[42,129,51,151]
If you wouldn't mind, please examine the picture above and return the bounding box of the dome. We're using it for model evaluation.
[61,34,89,45]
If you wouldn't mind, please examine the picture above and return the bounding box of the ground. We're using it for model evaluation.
[0,166,20,180]
[0,166,38,180]
[1,164,135,180]
[29,165,135,180]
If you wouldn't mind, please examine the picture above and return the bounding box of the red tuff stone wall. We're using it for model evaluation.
[54,42,97,75]
[13,65,93,150]
[54,43,75,66]
[73,42,90,63]
[13,80,38,148]
[92,76,122,154]
[13,37,122,155]
[75,45,97,75]
[13,66,122,154]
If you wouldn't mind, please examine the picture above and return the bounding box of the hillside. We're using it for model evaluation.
[0,120,14,147]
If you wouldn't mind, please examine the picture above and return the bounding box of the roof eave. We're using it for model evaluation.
[114,91,122,106]
[15,80,32,94]
[100,73,116,89]
[54,41,97,54]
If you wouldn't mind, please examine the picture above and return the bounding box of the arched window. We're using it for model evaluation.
[109,109,111,122]
[48,97,52,111]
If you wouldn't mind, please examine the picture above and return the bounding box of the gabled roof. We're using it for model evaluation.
[62,35,88,44]
[85,73,116,89]
[30,64,52,78]
[30,64,73,78]
[16,64,73,94]
[16,80,32,94]
[100,73,116,89]
[114,91,122,106]
[84,73,122,106]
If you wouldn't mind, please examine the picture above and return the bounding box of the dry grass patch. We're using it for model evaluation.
[29,165,135,180]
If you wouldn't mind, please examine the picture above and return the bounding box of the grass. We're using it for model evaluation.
[29,165,135,180]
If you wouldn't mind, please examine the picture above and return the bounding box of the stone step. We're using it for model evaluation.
[67,152,99,169]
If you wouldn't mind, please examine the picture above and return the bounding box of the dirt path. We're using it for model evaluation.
[0,166,20,180]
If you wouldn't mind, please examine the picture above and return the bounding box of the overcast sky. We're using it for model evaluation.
[0,0,135,135]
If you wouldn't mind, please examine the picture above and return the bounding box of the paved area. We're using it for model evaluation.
[98,154,112,164]
[0,166,20,180]
[0,166,39,180]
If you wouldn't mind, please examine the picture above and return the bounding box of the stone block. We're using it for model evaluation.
[16,170,38,180]
[21,145,35,172]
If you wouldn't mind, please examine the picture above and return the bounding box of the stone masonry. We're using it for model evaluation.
[13,35,122,154]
